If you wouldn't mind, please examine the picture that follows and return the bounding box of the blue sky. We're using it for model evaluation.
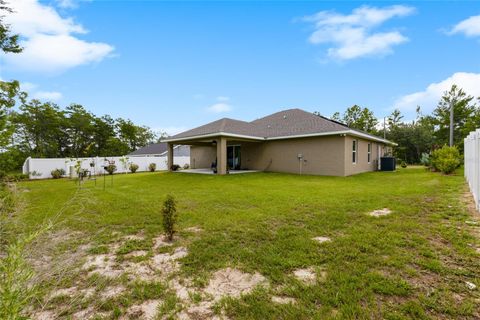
[1,1,480,135]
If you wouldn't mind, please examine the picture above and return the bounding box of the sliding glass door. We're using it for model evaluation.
[227,145,241,170]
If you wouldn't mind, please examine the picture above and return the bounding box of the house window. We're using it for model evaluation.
[352,140,357,163]
[367,143,371,163]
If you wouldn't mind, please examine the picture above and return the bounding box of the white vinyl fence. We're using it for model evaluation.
[22,155,190,179]
[464,129,480,210]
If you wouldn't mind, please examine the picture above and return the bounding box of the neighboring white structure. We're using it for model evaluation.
[464,129,480,211]
[22,155,190,179]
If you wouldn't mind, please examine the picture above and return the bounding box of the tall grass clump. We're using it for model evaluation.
[0,183,51,320]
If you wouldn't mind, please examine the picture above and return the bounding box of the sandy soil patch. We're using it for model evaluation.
[152,235,173,249]
[272,295,296,304]
[178,301,216,319]
[122,299,160,320]
[205,267,267,301]
[32,310,56,320]
[122,262,157,281]
[49,286,78,298]
[83,253,122,278]
[293,267,317,285]
[369,208,392,217]
[170,278,194,301]
[151,247,188,274]
[124,233,145,241]
[72,306,95,319]
[125,250,148,258]
[101,285,126,299]
[185,226,203,233]
[312,236,331,244]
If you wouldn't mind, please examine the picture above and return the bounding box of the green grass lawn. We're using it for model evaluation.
[9,167,480,319]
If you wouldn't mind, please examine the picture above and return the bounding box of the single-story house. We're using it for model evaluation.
[129,143,190,157]
[163,109,395,176]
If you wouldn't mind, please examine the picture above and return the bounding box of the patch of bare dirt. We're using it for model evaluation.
[369,208,392,217]
[178,301,217,319]
[32,310,56,320]
[152,235,173,249]
[101,285,126,299]
[271,295,296,304]
[82,253,122,278]
[312,236,331,244]
[185,226,203,233]
[122,261,157,281]
[204,267,267,301]
[121,299,160,320]
[151,247,188,274]
[123,233,145,241]
[170,278,194,301]
[293,267,317,285]
[125,250,148,258]
[49,286,78,299]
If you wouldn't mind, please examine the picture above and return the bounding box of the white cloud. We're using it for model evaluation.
[393,72,480,114]
[206,96,233,113]
[207,103,232,113]
[32,90,63,101]
[55,0,92,10]
[449,15,480,37]
[20,82,63,101]
[303,5,415,60]
[4,0,114,73]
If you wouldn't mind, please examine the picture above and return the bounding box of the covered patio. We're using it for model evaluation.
[179,168,260,175]
[165,134,264,175]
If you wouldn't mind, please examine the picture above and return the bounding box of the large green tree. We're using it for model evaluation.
[13,100,67,158]
[116,118,156,152]
[386,108,435,163]
[431,85,478,151]
[0,0,21,54]
[333,105,378,134]
[0,1,23,148]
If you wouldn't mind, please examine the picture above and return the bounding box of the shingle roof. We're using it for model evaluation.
[129,143,190,156]
[169,118,258,140]
[250,109,349,138]
[169,109,349,139]
[166,108,394,144]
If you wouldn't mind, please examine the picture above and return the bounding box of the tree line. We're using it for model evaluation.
[325,85,480,164]
[0,94,159,172]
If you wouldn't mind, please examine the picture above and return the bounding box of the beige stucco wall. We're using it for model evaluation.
[190,145,216,169]
[189,135,387,176]
[242,136,347,176]
[344,136,385,176]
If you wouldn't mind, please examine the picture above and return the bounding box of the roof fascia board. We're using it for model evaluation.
[164,130,396,145]
[162,132,265,143]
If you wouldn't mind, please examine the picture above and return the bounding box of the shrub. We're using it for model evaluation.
[0,170,6,181]
[183,163,190,170]
[400,161,407,168]
[51,168,65,179]
[105,164,117,175]
[148,163,156,172]
[162,195,177,241]
[170,164,180,171]
[3,173,29,182]
[129,163,139,173]
[420,153,430,167]
[430,146,461,174]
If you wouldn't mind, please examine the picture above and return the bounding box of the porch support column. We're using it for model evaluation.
[216,137,227,175]
[167,143,174,171]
